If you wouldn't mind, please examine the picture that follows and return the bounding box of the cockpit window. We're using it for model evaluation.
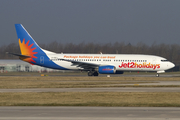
[161,60,168,62]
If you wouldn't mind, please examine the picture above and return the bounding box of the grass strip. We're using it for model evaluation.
[0,92,180,107]
[0,80,156,88]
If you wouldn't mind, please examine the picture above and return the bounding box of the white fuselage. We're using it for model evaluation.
[46,54,175,72]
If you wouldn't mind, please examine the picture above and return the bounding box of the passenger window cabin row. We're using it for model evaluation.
[114,60,147,62]
[50,59,147,62]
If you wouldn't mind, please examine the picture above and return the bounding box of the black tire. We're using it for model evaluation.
[88,72,93,76]
[93,71,99,76]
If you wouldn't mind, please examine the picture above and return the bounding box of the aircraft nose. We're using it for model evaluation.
[169,62,175,69]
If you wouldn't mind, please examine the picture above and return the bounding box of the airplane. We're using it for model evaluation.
[9,24,175,77]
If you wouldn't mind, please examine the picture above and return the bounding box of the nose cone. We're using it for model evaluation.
[169,62,175,69]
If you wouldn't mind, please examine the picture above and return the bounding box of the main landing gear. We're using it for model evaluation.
[88,71,99,76]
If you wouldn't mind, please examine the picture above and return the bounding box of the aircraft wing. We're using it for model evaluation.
[60,59,100,70]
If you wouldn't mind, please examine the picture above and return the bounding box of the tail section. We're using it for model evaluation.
[15,24,68,70]
[15,24,48,64]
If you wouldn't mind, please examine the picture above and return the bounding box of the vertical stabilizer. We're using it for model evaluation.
[15,24,46,64]
[15,24,68,70]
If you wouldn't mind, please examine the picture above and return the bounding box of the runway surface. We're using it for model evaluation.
[0,87,180,92]
[120,81,180,85]
[0,107,179,120]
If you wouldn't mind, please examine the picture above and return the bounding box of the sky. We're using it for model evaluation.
[0,0,180,46]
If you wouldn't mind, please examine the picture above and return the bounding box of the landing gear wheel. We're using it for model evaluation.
[88,71,99,76]
[88,71,93,76]
[156,74,159,77]
[93,71,99,76]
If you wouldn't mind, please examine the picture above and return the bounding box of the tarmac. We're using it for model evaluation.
[0,87,180,92]
[0,107,180,120]
[0,81,180,93]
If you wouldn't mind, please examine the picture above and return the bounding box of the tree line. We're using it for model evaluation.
[1,42,180,65]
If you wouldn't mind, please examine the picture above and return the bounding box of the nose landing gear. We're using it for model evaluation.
[156,70,165,77]
[156,74,159,77]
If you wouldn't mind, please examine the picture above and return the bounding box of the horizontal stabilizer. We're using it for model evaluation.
[6,52,31,58]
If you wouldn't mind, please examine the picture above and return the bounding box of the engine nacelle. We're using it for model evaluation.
[98,65,116,74]
[98,66,124,74]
